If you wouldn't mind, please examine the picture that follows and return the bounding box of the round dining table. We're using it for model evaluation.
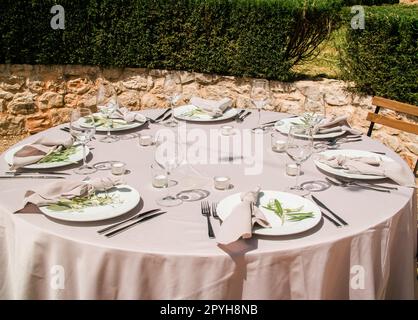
[0,109,416,300]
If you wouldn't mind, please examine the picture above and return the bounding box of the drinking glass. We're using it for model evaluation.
[97,84,120,143]
[303,92,326,127]
[285,125,314,195]
[70,108,97,175]
[163,73,182,127]
[251,79,270,133]
[155,139,183,207]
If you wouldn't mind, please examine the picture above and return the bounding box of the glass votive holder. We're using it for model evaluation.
[286,163,299,176]
[221,125,235,136]
[111,161,126,175]
[214,176,231,190]
[271,133,287,152]
[151,164,168,188]
[139,133,153,146]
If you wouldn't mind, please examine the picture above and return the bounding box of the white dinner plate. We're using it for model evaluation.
[39,185,140,222]
[314,149,394,180]
[217,190,322,236]
[80,113,147,132]
[173,105,239,122]
[275,117,346,139]
[4,144,89,169]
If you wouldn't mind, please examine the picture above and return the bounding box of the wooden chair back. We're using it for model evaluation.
[366,96,418,175]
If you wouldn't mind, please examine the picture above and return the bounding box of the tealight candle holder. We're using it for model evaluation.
[271,133,286,152]
[221,125,235,136]
[111,161,126,175]
[286,163,299,176]
[151,164,168,188]
[214,176,231,190]
[139,134,153,146]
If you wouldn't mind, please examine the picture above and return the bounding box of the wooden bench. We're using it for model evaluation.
[366,96,418,175]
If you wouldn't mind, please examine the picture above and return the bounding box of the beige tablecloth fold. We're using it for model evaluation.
[217,187,270,245]
[111,107,147,123]
[190,96,232,117]
[315,116,362,135]
[11,136,74,169]
[319,154,415,186]
[15,176,123,212]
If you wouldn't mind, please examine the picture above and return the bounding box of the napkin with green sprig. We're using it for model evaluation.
[189,97,232,118]
[11,135,74,169]
[217,187,270,245]
[14,176,123,213]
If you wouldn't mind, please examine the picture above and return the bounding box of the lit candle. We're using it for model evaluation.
[139,134,153,146]
[286,163,299,176]
[272,140,286,152]
[214,176,231,190]
[111,162,126,175]
[153,174,168,188]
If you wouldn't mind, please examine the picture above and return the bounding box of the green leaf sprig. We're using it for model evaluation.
[46,192,121,212]
[38,145,78,163]
[263,199,314,225]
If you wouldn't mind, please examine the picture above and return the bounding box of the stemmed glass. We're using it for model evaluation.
[303,92,326,128]
[251,79,270,134]
[97,84,120,143]
[70,108,97,175]
[155,139,183,207]
[285,125,314,196]
[163,73,182,127]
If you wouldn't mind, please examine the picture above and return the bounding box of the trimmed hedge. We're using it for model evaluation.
[340,5,418,105]
[0,0,343,81]
[342,0,398,5]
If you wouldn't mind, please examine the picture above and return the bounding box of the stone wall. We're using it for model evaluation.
[0,64,416,168]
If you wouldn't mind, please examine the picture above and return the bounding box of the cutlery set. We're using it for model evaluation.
[97,208,166,237]
[325,176,396,193]
[236,110,252,122]
[148,108,172,123]
[311,195,348,227]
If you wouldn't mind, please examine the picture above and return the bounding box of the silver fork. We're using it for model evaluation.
[201,201,215,239]
[326,177,390,193]
[211,202,221,223]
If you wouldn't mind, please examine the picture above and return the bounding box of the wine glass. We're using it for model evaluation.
[251,79,270,133]
[285,125,314,196]
[97,84,120,143]
[70,108,97,175]
[155,139,183,207]
[163,73,182,127]
[303,92,326,128]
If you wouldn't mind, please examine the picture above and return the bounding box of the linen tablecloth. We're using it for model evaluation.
[0,110,416,299]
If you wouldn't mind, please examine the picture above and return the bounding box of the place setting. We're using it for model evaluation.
[2,108,96,178]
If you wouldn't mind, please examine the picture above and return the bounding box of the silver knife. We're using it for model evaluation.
[5,171,71,176]
[0,175,65,179]
[311,195,348,226]
[154,109,171,122]
[235,110,246,121]
[104,212,166,237]
[238,111,252,122]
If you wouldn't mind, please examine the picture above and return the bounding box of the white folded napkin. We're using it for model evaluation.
[110,107,147,123]
[319,154,415,186]
[314,116,362,135]
[11,136,74,169]
[15,176,123,212]
[217,187,270,245]
[190,96,232,117]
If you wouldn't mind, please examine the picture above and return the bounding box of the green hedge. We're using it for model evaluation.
[340,5,418,105]
[0,0,343,81]
[342,0,398,5]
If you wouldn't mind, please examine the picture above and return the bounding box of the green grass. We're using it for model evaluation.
[293,27,346,79]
